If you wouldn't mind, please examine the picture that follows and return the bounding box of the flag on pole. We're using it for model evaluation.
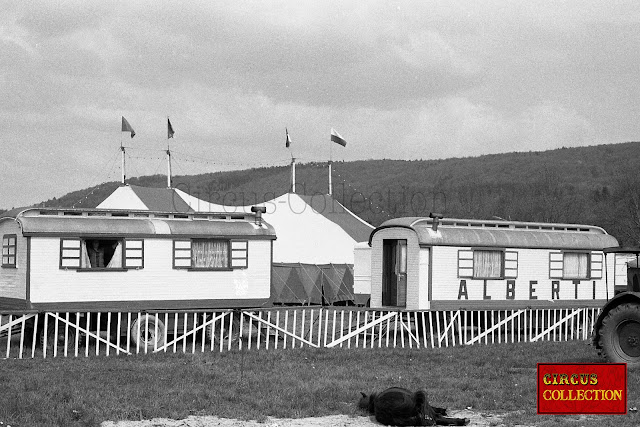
[121,116,135,138]
[285,128,292,148]
[330,128,347,147]
[168,118,175,139]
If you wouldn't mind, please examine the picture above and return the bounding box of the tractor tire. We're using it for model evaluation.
[598,303,640,367]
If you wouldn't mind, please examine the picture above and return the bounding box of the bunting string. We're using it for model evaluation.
[71,150,122,208]
[103,150,123,184]
[71,148,355,209]
[332,165,393,221]
[170,149,291,169]
[169,155,188,178]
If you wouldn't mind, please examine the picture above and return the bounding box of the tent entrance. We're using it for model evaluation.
[382,239,407,307]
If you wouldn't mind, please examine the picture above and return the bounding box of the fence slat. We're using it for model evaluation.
[326,311,396,348]
[243,311,320,348]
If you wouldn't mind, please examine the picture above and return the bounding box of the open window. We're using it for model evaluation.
[83,239,121,268]
[173,239,248,270]
[60,238,144,270]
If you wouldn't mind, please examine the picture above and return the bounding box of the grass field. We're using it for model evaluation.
[0,340,638,427]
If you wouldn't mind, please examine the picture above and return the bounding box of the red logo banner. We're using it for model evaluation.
[537,363,627,414]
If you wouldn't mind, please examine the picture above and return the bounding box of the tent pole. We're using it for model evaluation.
[167,116,173,189]
[328,134,333,196]
[328,160,333,196]
[166,148,172,188]
[291,157,296,193]
[121,145,126,185]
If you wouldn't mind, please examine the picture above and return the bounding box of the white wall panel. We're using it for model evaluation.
[29,238,271,304]
[431,246,609,304]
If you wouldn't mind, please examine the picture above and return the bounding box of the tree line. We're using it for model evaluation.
[6,141,640,246]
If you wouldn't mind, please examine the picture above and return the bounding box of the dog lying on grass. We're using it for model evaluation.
[358,387,469,426]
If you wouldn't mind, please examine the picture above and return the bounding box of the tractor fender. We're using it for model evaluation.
[592,292,640,348]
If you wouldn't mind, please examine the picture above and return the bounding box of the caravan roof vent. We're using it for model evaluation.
[429,212,443,232]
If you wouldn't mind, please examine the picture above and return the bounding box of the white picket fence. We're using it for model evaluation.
[0,307,600,359]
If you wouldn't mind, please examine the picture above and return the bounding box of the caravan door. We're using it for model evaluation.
[382,239,407,307]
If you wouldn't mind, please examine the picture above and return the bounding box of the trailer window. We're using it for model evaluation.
[458,249,518,279]
[473,250,503,279]
[549,251,592,279]
[173,239,248,270]
[59,238,144,270]
[2,234,17,268]
[192,239,229,269]
[83,239,121,268]
[563,252,589,279]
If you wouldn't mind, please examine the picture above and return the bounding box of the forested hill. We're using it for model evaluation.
[7,141,640,245]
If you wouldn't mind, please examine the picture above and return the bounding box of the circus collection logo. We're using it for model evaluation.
[537,363,626,415]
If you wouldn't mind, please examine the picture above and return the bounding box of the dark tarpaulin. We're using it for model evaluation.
[271,263,355,305]
[319,264,354,304]
[271,264,322,305]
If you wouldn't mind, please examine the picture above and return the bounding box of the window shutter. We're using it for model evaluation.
[231,240,248,268]
[458,250,473,278]
[173,240,192,269]
[504,250,518,278]
[549,252,563,279]
[124,239,144,269]
[590,252,603,279]
[60,238,81,269]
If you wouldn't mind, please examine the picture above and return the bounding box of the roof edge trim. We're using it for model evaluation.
[368,224,417,246]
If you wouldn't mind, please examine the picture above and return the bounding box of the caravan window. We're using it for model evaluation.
[84,239,121,268]
[2,234,17,268]
[549,251,592,279]
[173,239,248,270]
[59,238,144,270]
[193,239,229,269]
[473,250,503,279]
[549,251,598,279]
[458,249,518,279]
[563,252,589,279]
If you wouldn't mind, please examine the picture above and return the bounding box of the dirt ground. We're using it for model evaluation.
[100,409,519,427]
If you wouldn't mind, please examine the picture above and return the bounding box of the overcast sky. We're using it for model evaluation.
[1,1,639,208]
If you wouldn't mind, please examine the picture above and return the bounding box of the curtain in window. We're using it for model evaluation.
[192,240,228,269]
[563,252,588,278]
[473,250,503,278]
[80,242,91,268]
[107,242,123,268]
